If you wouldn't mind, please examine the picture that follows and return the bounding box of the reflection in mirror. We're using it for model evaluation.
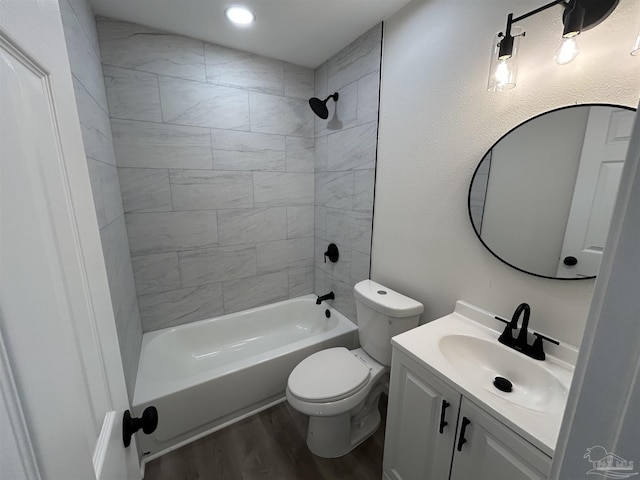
[469,104,636,280]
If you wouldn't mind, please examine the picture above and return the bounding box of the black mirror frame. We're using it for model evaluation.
[468,103,636,281]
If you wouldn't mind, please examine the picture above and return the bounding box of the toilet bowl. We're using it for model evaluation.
[286,280,423,458]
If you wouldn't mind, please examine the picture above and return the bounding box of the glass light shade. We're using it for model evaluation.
[225,6,255,25]
[632,33,640,56]
[555,37,580,65]
[487,28,522,92]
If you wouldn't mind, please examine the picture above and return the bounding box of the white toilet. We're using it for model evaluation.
[286,279,423,458]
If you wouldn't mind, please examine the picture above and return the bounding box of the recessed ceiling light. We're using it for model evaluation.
[225,6,255,26]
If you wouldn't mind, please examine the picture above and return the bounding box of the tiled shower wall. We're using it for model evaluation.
[59,0,142,399]
[96,18,317,331]
[314,25,382,320]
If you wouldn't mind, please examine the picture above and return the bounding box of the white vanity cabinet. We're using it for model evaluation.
[383,348,552,480]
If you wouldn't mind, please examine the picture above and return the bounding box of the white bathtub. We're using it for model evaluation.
[132,295,358,460]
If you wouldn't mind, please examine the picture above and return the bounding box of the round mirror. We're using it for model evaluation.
[469,104,635,280]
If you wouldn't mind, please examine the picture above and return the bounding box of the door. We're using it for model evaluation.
[557,106,634,277]
[383,349,461,480]
[449,399,551,480]
[0,1,140,479]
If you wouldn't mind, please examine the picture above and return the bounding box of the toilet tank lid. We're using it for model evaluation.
[354,280,424,317]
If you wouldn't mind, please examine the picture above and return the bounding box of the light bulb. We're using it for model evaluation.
[555,37,580,65]
[225,6,255,26]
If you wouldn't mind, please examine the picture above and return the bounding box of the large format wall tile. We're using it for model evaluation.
[87,159,124,229]
[170,170,254,210]
[217,208,287,246]
[159,76,250,130]
[131,252,181,295]
[327,122,378,171]
[284,63,314,99]
[205,44,284,95]
[357,72,380,126]
[256,237,314,274]
[118,168,172,213]
[97,17,206,81]
[249,93,313,137]
[315,172,354,209]
[211,129,285,171]
[287,206,314,239]
[103,65,162,122]
[222,272,289,314]
[179,245,257,287]
[111,119,212,169]
[126,211,218,255]
[288,266,314,298]
[285,137,315,173]
[315,80,357,138]
[139,283,224,331]
[254,172,314,207]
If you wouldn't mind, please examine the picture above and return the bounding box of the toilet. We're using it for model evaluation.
[286,279,423,458]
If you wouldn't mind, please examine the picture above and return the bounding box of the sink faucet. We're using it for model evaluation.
[495,303,559,361]
[316,292,335,305]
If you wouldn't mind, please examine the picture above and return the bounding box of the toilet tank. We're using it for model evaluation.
[354,280,424,366]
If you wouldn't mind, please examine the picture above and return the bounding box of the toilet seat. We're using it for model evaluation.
[288,347,370,403]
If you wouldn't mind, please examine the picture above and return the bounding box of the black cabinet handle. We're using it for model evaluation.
[457,417,471,452]
[439,399,450,434]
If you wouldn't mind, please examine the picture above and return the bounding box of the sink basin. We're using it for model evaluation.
[438,334,568,413]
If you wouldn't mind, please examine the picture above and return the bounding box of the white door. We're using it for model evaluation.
[556,106,634,277]
[449,399,551,480]
[0,0,140,479]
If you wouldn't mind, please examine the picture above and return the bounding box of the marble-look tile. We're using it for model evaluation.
[327,122,377,171]
[116,297,142,401]
[72,78,116,167]
[314,135,328,172]
[179,245,257,287]
[65,0,100,58]
[314,206,327,239]
[256,237,314,274]
[131,252,181,295]
[205,44,284,95]
[211,129,285,172]
[87,159,124,229]
[314,62,328,99]
[326,209,372,254]
[222,272,288,314]
[314,267,326,296]
[103,65,162,122]
[118,168,172,213]
[126,211,218,255]
[284,63,314,99]
[111,119,212,169]
[357,71,380,126]
[288,266,314,298]
[285,137,314,173]
[159,76,250,130]
[139,283,224,332]
[97,18,206,81]
[315,172,354,209]
[217,208,287,246]
[324,273,357,321]
[287,206,314,239]
[315,80,357,137]
[253,172,314,207]
[327,24,382,93]
[249,93,313,138]
[353,169,375,212]
[61,4,108,112]
[350,250,371,283]
[170,170,254,210]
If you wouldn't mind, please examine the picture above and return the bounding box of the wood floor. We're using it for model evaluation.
[144,395,387,480]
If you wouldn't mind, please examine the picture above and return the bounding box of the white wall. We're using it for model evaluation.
[373,0,639,345]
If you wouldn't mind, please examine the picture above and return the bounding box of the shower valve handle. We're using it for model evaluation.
[324,243,339,263]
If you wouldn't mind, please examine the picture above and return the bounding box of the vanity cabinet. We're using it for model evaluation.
[383,349,552,480]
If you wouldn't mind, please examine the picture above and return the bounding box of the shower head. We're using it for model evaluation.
[309,92,339,119]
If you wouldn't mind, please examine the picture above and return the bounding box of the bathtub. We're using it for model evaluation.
[132,295,358,460]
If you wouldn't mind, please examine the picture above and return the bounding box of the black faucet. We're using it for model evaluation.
[495,303,559,360]
[316,292,335,305]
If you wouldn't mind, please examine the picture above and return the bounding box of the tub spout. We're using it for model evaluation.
[316,292,335,305]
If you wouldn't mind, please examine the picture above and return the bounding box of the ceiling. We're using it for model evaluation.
[89,0,413,68]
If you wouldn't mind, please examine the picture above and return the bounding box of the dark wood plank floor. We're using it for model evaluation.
[144,395,387,480]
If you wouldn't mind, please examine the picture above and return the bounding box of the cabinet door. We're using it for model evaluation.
[450,399,552,480]
[383,349,461,480]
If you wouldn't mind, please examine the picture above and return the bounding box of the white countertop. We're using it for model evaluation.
[391,301,577,457]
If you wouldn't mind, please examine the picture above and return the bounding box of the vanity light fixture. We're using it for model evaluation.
[225,6,255,26]
[488,0,619,92]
